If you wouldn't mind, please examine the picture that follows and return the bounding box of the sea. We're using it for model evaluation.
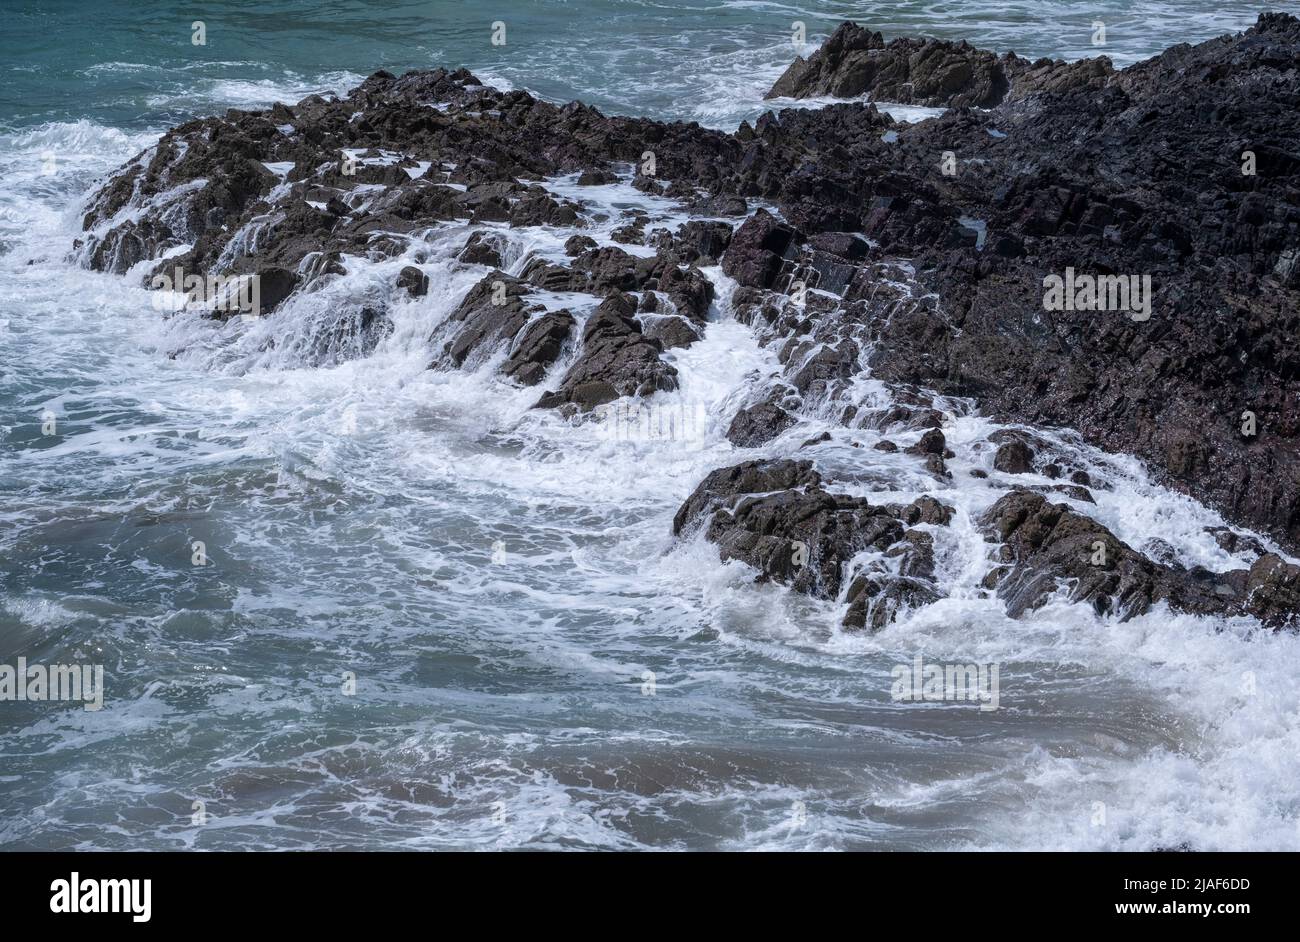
[2,0,1298,850]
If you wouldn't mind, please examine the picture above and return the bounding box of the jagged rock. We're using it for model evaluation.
[434,271,537,369]
[640,314,701,350]
[459,231,505,267]
[766,22,1025,108]
[502,309,575,386]
[979,490,1247,621]
[675,220,733,264]
[674,459,950,628]
[721,209,802,290]
[76,14,1300,580]
[1245,554,1300,628]
[726,397,797,447]
[564,235,598,257]
[533,294,677,412]
[906,429,946,456]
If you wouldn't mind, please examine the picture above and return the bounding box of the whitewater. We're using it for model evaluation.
[3,7,1300,852]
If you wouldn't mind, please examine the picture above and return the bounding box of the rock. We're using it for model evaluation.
[721,209,802,290]
[1206,527,1267,559]
[251,266,300,316]
[1244,554,1300,628]
[675,220,733,264]
[459,231,505,267]
[564,235,598,257]
[576,168,616,186]
[726,397,797,447]
[766,21,1026,108]
[502,310,575,386]
[979,490,1244,620]
[640,314,701,350]
[674,458,949,629]
[533,294,677,412]
[396,265,429,297]
[993,440,1035,474]
[76,14,1300,574]
[906,429,946,456]
[434,271,537,369]
[673,458,821,536]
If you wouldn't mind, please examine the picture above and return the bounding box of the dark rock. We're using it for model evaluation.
[767,21,1026,108]
[726,398,797,447]
[434,271,537,369]
[641,314,702,350]
[534,293,677,412]
[397,265,429,297]
[979,490,1244,621]
[993,440,1035,474]
[1245,554,1300,628]
[906,429,946,456]
[721,209,802,290]
[674,459,949,629]
[564,235,598,257]
[459,231,505,267]
[502,310,575,386]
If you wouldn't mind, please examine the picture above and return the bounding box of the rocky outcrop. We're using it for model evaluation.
[980,490,1238,619]
[76,15,1300,633]
[674,458,953,629]
[748,14,1300,555]
[767,22,1025,107]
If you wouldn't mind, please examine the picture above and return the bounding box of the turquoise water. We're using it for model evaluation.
[2,2,1299,851]
[0,1,1280,131]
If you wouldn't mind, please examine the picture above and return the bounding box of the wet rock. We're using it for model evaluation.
[459,231,505,267]
[674,459,949,628]
[979,490,1243,620]
[726,397,797,447]
[641,313,701,350]
[502,309,575,386]
[533,293,677,412]
[250,266,300,316]
[993,440,1034,474]
[675,220,733,265]
[434,271,537,369]
[396,265,429,297]
[576,168,616,186]
[766,21,1025,108]
[721,209,802,290]
[906,429,946,456]
[1244,554,1300,628]
[564,234,597,257]
[1206,527,1267,559]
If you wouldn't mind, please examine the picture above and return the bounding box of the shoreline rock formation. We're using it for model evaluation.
[75,14,1300,629]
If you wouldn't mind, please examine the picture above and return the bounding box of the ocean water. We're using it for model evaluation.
[2,1,1299,851]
